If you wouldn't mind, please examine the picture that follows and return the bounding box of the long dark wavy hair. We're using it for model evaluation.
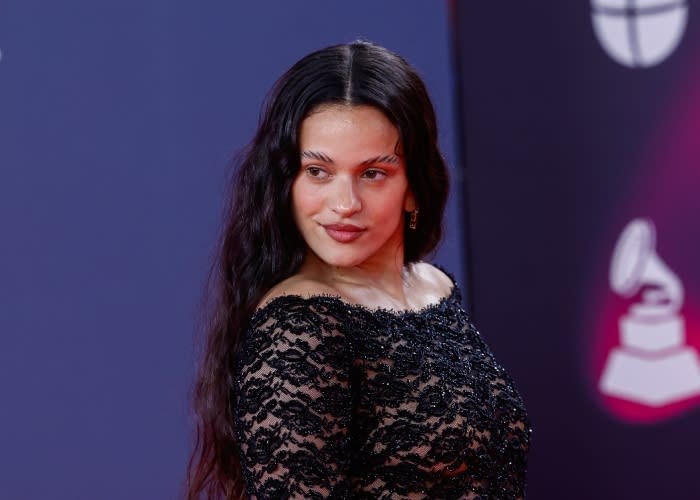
[186,40,449,499]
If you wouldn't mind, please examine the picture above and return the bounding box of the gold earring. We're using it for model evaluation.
[409,209,419,230]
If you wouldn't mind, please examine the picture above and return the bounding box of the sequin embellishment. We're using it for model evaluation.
[234,283,530,499]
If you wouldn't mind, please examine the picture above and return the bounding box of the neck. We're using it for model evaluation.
[298,249,410,307]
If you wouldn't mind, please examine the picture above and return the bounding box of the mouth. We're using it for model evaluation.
[323,224,365,243]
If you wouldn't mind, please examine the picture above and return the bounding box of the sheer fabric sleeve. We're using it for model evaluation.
[487,367,531,500]
[234,299,353,499]
[470,322,531,500]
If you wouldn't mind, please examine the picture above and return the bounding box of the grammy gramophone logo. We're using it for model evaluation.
[591,0,688,67]
[598,218,700,406]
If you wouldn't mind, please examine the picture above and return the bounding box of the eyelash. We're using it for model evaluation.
[361,169,387,180]
[305,166,327,178]
[304,166,387,181]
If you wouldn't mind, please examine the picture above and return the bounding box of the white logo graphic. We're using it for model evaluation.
[599,218,700,406]
[591,0,688,67]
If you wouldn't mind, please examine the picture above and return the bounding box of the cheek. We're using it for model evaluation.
[404,189,416,212]
[382,185,412,217]
[291,179,316,221]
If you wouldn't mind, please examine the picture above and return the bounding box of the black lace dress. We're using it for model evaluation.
[234,282,530,499]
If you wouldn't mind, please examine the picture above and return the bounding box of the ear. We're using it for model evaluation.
[404,190,416,212]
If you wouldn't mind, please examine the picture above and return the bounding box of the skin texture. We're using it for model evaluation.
[262,105,451,311]
[293,105,414,271]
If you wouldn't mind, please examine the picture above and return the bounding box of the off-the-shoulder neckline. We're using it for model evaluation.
[250,279,459,325]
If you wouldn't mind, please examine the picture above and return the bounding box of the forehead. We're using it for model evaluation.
[299,105,400,153]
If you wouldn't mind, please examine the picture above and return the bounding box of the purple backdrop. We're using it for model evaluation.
[0,2,460,498]
[8,1,695,498]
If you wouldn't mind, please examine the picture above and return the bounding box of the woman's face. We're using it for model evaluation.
[292,105,415,269]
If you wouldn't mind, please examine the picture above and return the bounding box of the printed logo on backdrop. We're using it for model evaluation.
[591,0,689,67]
[599,219,700,408]
[589,27,700,423]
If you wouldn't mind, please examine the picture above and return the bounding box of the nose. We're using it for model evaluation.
[330,176,361,216]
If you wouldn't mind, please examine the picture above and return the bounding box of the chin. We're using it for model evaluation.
[314,249,370,268]
[321,255,366,268]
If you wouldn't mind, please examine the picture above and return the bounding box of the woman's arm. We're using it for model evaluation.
[234,300,353,499]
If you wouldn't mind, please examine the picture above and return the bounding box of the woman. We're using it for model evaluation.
[187,41,530,499]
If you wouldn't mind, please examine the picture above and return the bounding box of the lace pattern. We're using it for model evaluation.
[234,284,530,499]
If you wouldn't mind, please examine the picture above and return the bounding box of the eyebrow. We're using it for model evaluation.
[301,150,333,163]
[300,150,400,165]
[361,155,400,165]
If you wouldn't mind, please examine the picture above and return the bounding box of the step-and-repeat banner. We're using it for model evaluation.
[453,1,700,498]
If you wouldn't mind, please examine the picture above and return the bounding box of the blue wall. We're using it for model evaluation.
[0,2,459,498]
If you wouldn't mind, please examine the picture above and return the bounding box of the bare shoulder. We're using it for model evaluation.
[409,261,455,298]
[257,274,339,310]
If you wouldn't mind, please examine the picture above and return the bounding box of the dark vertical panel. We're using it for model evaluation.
[451,1,700,498]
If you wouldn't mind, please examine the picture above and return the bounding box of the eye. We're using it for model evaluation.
[305,166,329,179]
[362,169,387,181]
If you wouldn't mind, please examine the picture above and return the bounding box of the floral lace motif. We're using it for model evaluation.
[234,284,530,499]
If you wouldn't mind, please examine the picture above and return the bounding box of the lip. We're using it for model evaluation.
[323,224,365,243]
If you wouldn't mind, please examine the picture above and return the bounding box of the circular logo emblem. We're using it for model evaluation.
[591,0,688,67]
